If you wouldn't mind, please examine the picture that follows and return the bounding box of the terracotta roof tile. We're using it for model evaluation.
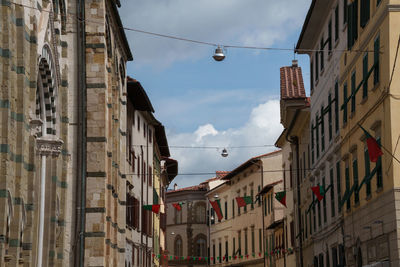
[166,184,207,194]
[280,61,306,100]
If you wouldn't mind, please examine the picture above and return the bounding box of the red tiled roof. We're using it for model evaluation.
[166,184,207,194]
[216,171,229,178]
[280,62,306,100]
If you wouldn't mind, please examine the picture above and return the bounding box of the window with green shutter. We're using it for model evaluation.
[330,168,335,218]
[232,199,235,218]
[328,20,332,53]
[328,94,333,141]
[345,165,350,210]
[343,83,348,124]
[336,162,342,213]
[323,177,327,223]
[315,52,319,79]
[311,124,315,164]
[353,158,359,204]
[318,187,322,226]
[374,35,380,85]
[311,62,314,91]
[251,188,254,210]
[225,201,228,220]
[313,194,316,231]
[360,0,370,28]
[259,229,262,252]
[364,147,371,197]
[320,38,324,71]
[351,71,356,113]
[377,137,383,188]
[335,81,339,132]
[343,0,348,25]
[316,115,320,158]
[363,53,368,98]
[335,5,339,41]
[347,0,358,50]
[244,192,247,212]
[321,106,325,152]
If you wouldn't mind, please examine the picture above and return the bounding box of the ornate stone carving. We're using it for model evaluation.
[36,137,63,157]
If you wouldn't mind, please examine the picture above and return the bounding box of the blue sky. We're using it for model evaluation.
[120,0,311,188]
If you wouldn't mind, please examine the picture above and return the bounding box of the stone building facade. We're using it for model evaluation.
[166,184,209,267]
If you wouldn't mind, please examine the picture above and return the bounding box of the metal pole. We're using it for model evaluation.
[37,155,46,266]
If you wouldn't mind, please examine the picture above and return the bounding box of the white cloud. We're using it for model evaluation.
[167,99,283,188]
[120,0,310,67]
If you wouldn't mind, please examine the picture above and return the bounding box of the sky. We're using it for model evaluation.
[119,0,312,188]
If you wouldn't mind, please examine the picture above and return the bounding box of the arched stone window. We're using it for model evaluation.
[174,235,183,257]
[37,45,58,136]
[194,234,207,257]
[194,202,206,223]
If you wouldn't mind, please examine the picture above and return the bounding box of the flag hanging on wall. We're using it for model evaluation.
[275,191,286,207]
[311,185,325,201]
[358,124,383,162]
[172,202,182,211]
[235,196,252,207]
[209,200,223,221]
[143,204,161,214]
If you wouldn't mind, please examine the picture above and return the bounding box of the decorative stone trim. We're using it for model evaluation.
[36,137,63,157]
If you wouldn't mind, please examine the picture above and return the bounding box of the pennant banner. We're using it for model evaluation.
[311,185,324,201]
[172,202,182,211]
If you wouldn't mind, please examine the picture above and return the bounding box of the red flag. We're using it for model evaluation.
[359,124,383,162]
[172,203,182,211]
[311,186,324,201]
[209,200,223,221]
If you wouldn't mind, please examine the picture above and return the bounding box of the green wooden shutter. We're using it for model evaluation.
[335,5,339,41]
[335,82,339,132]
[376,137,383,188]
[363,53,368,98]
[323,177,327,223]
[336,162,341,213]
[374,35,380,84]
[345,166,350,210]
[353,159,359,204]
[330,168,335,218]
[315,52,319,79]
[321,106,325,152]
[364,147,371,197]
[343,83,348,124]
[320,38,324,70]
[351,71,356,113]
[316,114,320,158]
[328,94,332,141]
[360,0,370,28]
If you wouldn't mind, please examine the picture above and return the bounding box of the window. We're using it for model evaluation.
[335,5,339,41]
[219,242,222,263]
[343,0,348,25]
[318,185,322,226]
[143,162,146,182]
[316,114,320,158]
[148,128,152,143]
[174,236,183,257]
[195,236,207,257]
[320,37,324,71]
[137,156,140,176]
[353,158,359,204]
[232,199,235,218]
[233,237,236,256]
[347,0,358,50]
[360,0,370,28]
[195,203,206,223]
[335,81,339,132]
[251,228,255,254]
[149,166,152,186]
[225,240,228,261]
[374,35,380,85]
[363,53,368,98]
[319,253,325,267]
[313,194,316,231]
[315,51,319,80]
[251,188,254,209]
[290,164,293,188]
[311,62,314,91]
[328,20,332,53]
[311,123,315,164]
[323,176,327,223]
[343,82,348,124]
[211,208,215,225]
[245,230,248,255]
[244,191,248,212]
[267,193,270,214]
[258,185,261,207]
[364,146,371,197]
[238,231,242,255]
[377,0,381,5]
[330,168,335,218]
[143,122,146,138]
[175,207,182,224]
[224,201,228,220]
[336,162,342,213]
[377,137,383,188]
[137,115,140,131]
[345,164,351,210]
[332,246,338,267]
[213,244,216,264]
[321,106,325,152]
[351,71,356,113]
[259,229,262,252]
[328,94,332,141]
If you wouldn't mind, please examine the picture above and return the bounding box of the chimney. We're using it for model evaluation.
[292,60,298,67]
[174,183,178,190]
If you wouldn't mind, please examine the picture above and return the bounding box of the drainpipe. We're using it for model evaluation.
[37,154,47,267]
[75,0,87,264]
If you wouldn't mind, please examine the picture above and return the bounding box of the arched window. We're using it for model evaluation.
[195,237,206,257]
[194,202,206,223]
[174,235,183,257]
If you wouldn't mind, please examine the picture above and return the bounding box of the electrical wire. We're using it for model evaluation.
[7,0,378,54]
